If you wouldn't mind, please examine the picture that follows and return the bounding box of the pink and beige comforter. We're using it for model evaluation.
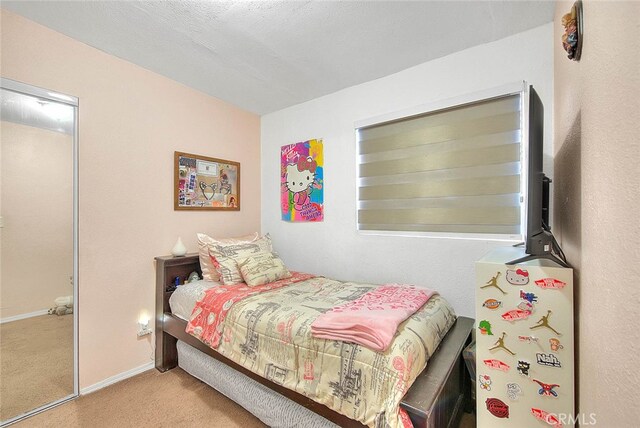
[186,274,456,428]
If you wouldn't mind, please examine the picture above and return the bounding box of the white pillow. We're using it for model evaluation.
[207,234,273,285]
[197,232,258,281]
[238,252,291,286]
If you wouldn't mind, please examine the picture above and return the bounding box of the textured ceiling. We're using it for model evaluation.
[3,1,554,115]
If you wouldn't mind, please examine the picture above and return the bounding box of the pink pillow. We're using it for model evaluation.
[197,232,258,281]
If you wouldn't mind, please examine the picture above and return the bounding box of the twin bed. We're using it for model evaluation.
[155,253,473,428]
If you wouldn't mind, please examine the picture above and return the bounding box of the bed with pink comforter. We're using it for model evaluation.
[185,274,456,428]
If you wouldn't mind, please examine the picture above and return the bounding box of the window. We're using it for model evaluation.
[356,84,528,239]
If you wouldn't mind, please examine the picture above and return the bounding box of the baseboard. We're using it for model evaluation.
[80,362,154,395]
[0,308,49,324]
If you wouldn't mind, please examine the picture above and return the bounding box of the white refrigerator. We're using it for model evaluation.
[475,247,574,427]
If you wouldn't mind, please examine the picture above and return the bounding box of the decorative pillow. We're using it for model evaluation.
[207,234,273,285]
[238,252,292,287]
[197,232,259,281]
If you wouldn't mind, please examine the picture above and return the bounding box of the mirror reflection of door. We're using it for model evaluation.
[0,85,76,423]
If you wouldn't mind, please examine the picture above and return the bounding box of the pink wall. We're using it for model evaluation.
[554,1,640,424]
[1,122,73,319]
[1,9,261,388]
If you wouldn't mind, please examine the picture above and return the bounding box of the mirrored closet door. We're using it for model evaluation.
[0,78,78,425]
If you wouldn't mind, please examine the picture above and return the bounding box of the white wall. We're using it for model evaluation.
[553,1,640,424]
[262,24,553,317]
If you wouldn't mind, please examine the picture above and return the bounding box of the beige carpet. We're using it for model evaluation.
[1,314,74,421]
[13,366,476,428]
[15,368,266,428]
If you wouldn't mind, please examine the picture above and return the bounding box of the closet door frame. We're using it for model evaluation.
[0,77,79,426]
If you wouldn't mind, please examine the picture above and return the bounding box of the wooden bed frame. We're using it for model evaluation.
[155,254,474,428]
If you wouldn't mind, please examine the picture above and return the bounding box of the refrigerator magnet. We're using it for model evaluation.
[518,335,539,344]
[479,374,492,391]
[549,338,564,352]
[531,408,563,427]
[530,310,562,335]
[502,308,532,321]
[480,272,507,294]
[517,360,532,377]
[506,268,529,285]
[533,379,560,398]
[489,332,516,355]
[536,353,562,368]
[482,298,502,310]
[535,277,567,290]
[483,359,510,372]
[486,398,509,418]
[520,289,539,304]
[506,382,523,401]
[478,320,494,335]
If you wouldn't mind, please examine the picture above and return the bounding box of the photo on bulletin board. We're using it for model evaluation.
[281,139,323,222]
[174,151,240,210]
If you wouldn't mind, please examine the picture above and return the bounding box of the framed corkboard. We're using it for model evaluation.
[174,151,240,210]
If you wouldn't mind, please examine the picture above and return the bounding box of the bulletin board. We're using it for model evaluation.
[174,151,240,210]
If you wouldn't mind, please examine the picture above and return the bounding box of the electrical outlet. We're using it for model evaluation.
[137,327,152,337]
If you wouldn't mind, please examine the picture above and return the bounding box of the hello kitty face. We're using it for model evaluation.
[285,156,317,193]
[506,269,529,285]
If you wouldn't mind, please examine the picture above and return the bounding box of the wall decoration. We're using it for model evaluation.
[281,139,324,222]
[174,152,240,210]
[561,0,583,61]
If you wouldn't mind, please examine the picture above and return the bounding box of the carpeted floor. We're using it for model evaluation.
[12,367,476,428]
[0,314,74,421]
[14,368,266,428]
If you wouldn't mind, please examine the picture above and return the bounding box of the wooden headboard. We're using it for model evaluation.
[154,253,201,371]
[154,253,201,315]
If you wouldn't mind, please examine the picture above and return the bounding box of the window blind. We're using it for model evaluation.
[357,94,522,235]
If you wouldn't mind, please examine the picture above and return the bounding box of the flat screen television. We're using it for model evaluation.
[509,85,568,267]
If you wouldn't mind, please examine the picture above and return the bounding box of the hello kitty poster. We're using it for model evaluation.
[281,139,324,222]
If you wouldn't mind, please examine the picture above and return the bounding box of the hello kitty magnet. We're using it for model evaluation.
[506,268,529,285]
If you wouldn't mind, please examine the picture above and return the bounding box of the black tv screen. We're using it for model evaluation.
[517,85,567,267]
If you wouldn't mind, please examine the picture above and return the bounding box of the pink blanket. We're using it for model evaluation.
[310,284,438,351]
[186,271,316,349]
